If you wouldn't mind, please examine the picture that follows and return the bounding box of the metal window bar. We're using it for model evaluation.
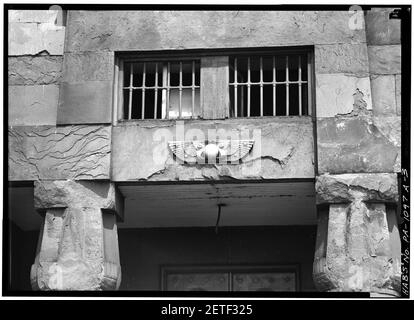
[229,53,310,117]
[192,61,195,119]
[128,63,133,120]
[123,60,200,120]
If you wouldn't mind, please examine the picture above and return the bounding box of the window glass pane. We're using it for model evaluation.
[131,89,142,119]
[144,62,157,87]
[236,57,248,83]
[169,62,180,86]
[302,83,308,115]
[250,56,260,83]
[123,62,131,87]
[262,56,274,82]
[288,55,299,81]
[132,63,144,87]
[182,61,193,86]
[276,84,286,115]
[300,54,308,81]
[289,84,299,115]
[275,56,286,82]
[263,85,273,116]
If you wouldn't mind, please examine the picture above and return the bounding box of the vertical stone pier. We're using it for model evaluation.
[30,180,123,290]
[313,173,401,296]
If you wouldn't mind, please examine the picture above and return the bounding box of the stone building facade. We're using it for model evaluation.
[7,8,402,295]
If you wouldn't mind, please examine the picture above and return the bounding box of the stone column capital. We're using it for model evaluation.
[34,180,124,219]
[316,173,399,204]
[31,180,123,291]
[313,173,401,296]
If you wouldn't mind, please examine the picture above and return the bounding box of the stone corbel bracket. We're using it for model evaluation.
[313,173,401,297]
[31,180,124,291]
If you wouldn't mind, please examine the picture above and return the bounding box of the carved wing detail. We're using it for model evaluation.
[219,139,254,162]
[169,140,254,164]
[168,141,201,164]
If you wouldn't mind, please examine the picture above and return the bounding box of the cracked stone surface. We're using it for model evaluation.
[315,173,399,204]
[65,11,365,52]
[315,74,372,117]
[112,118,314,181]
[9,56,62,85]
[8,125,111,181]
[317,115,400,173]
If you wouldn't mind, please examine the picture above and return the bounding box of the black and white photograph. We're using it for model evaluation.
[1,1,411,308]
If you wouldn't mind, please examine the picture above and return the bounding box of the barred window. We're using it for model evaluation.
[116,49,313,121]
[229,52,312,117]
[121,59,200,120]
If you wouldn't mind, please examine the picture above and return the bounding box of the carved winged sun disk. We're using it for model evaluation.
[168,140,254,164]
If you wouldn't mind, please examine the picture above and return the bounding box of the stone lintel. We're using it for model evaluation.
[316,173,398,204]
[34,180,124,220]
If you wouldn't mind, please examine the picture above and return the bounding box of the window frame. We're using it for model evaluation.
[113,47,314,123]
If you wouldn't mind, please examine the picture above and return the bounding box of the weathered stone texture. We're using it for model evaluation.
[395,74,401,116]
[65,11,365,52]
[112,118,314,181]
[9,10,61,24]
[314,202,401,295]
[9,85,58,126]
[62,51,114,83]
[34,180,123,215]
[314,43,369,76]
[365,8,401,45]
[31,181,122,290]
[9,22,65,55]
[8,125,111,181]
[313,173,401,296]
[31,207,121,290]
[8,56,62,85]
[315,74,372,117]
[370,75,397,116]
[368,45,401,75]
[317,116,400,174]
[315,173,398,204]
[57,81,113,124]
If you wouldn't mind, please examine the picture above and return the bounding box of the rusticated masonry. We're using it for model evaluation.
[313,173,401,297]
[31,180,123,291]
[8,125,111,181]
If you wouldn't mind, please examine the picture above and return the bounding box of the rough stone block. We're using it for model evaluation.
[365,8,401,45]
[8,56,62,85]
[317,116,400,174]
[315,43,369,76]
[111,117,314,181]
[57,81,113,124]
[9,85,58,126]
[65,11,365,52]
[370,75,397,116]
[395,74,401,116]
[368,45,401,75]
[8,125,111,181]
[63,51,114,83]
[315,74,372,117]
[9,22,65,55]
[315,173,398,204]
[34,180,123,214]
